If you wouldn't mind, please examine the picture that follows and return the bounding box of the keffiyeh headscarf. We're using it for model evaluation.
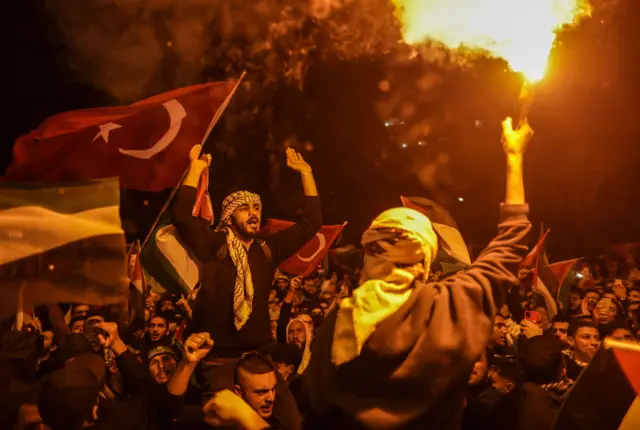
[215,191,262,232]
[216,191,262,330]
[286,318,313,374]
[332,207,438,365]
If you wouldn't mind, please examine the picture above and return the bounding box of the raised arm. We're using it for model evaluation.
[267,149,322,264]
[167,332,214,396]
[436,116,534,312]
[502,116,532,205]
[172,144,226,263]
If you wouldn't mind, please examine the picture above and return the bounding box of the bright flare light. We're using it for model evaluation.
[393,0,591,82]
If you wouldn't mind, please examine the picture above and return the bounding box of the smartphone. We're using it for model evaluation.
[601,297,612,309]
[524,310,540,324]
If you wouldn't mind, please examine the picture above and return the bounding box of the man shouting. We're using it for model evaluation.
[173,145,321,429]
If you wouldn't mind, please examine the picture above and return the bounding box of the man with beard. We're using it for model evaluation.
[274,274,290,300]
[582,289,601,314]
[130,313,172,361]
[147,314,171,345]
[173,145,321,430]
[566,288,583,318]
[286,318,312,375]
[148,345,180,385]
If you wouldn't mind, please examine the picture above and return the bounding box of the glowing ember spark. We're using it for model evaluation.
[393,0,591,82]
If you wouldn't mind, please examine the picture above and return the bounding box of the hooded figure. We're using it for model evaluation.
[286,317,313,375]
[302,202,531,430]
[333,207,438,365]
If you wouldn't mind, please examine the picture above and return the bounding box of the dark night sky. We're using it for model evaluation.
[5,0,640,260]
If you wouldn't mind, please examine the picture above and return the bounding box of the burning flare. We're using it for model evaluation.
[393,0,591,82]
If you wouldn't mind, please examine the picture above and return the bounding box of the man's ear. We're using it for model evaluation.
[568,336,575,348]
[232,384,243,398]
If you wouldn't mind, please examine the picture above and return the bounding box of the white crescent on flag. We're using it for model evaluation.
[117,99,187,159]
[298,233,326,262]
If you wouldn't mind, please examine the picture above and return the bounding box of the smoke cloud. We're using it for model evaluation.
[45,0,407,101]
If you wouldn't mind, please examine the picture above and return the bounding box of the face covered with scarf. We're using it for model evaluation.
[216,191,262,238]
[360,207,439,285]
[333,207,439,365]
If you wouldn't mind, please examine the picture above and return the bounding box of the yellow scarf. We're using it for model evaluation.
[333,207,438,365]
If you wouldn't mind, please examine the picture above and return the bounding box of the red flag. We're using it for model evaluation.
[127,240,148,295]
[3,81,236,191]
[553,339,640,430]
[550,259,580,290]
[261,219,346,277]
[520,229,550,269]
[192,157,214,223]
[552,258,581,308]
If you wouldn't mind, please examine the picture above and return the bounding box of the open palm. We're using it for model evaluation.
[286,148,311,174]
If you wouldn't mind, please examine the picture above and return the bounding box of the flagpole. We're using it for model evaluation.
[140,71,246,250]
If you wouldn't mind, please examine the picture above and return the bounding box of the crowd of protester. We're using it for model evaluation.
[2,128,639,430]
[2,252,639,429]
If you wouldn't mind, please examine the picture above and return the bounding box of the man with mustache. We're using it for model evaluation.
[173,145,321,430]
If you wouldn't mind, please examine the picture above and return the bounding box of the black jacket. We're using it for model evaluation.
[173,186,322,353]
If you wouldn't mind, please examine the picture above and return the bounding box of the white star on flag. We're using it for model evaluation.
[93,122,122,143]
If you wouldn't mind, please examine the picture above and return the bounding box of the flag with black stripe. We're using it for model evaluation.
[0,179,128,318]
[553,339,640,430]
[401,196,471,269]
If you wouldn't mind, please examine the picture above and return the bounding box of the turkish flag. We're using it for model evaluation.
[261,219,345,277]
[3,81,236,191]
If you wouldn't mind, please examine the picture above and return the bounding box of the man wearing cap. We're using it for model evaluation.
[148,344,181,385]
[302,117,534,429]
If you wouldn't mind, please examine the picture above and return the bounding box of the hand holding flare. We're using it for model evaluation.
[502,116,533,206]
[502,117,534,157]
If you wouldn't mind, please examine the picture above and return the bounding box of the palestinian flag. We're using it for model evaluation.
[552,258,581,310]
[553,339,640,430]
[0,179,128,319]
[126,240,147,321]
[141,223,201,297]
[127,240,148,295]
[401,196,471,268]
[521,229,550,269]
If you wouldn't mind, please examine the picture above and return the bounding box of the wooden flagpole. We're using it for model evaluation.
[140,71,246,250]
